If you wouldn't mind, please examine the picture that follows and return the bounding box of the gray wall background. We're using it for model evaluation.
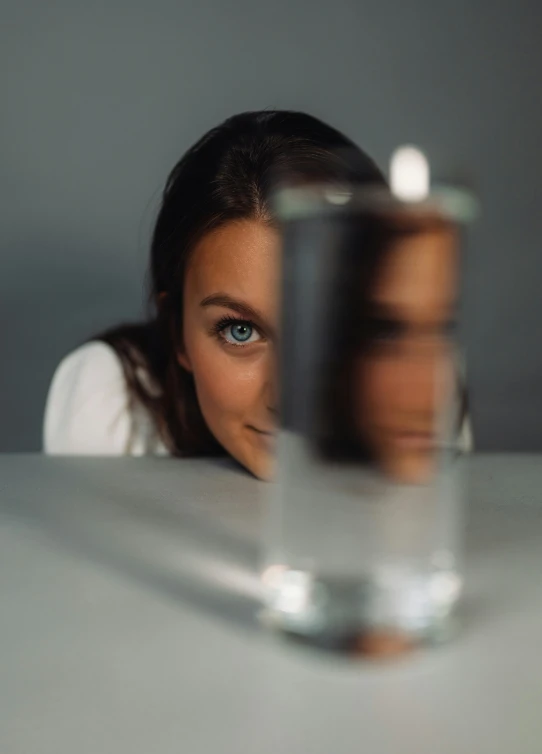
[1,0,541,451]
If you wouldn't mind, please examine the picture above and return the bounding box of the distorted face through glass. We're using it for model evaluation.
[354,216,458,484]
[317,211,459,485]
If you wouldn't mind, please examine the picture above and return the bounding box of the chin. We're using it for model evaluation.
[381,454,437,485]
[237,451,276,482]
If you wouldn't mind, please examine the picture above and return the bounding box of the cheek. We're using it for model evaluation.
[356,357,400,424]
[184,334,264,422]
[357,349,454,425]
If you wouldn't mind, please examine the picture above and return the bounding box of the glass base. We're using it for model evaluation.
[260,565,461,657]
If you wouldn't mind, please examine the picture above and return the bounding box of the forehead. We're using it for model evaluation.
[185,220,280,302]
[370,225,458,316]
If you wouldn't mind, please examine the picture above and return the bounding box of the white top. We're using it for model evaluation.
[43,341,168,456]
[44,341,473,457]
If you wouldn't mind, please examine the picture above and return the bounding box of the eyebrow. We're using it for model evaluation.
[200,293,272,333]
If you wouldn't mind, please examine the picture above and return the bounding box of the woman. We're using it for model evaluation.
[43,110,385,479]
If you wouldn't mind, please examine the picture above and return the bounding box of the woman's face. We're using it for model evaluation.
[179,220,280,480]
[355,223,458,484]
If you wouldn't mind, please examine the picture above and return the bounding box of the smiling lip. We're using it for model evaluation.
[247,427,276,446]
[248,426,275,437]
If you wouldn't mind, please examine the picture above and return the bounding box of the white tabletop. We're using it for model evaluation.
[1,454,542,754]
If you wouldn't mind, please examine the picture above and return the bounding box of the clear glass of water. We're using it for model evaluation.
[261,182,475,656]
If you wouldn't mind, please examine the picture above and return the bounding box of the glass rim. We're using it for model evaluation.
[272,182,479,224]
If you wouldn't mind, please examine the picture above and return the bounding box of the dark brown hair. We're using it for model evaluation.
[98,110,385,455]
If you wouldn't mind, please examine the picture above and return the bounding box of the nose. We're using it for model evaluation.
[402,358,435,415]
[395,341,447,418]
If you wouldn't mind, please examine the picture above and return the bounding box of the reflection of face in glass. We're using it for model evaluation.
[353,221,458,484]
[315,212,459,485]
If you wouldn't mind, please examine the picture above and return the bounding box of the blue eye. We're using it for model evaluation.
[221,321,262,345]
[230,323,252,342]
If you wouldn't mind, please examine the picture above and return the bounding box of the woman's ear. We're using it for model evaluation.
[177,350,192,373]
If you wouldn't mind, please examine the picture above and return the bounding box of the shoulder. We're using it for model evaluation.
[52,340,125,383]
[46,341,128,419]
[43,341,132,455]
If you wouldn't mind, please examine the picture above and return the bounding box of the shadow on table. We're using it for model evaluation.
[5,456,266,637]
